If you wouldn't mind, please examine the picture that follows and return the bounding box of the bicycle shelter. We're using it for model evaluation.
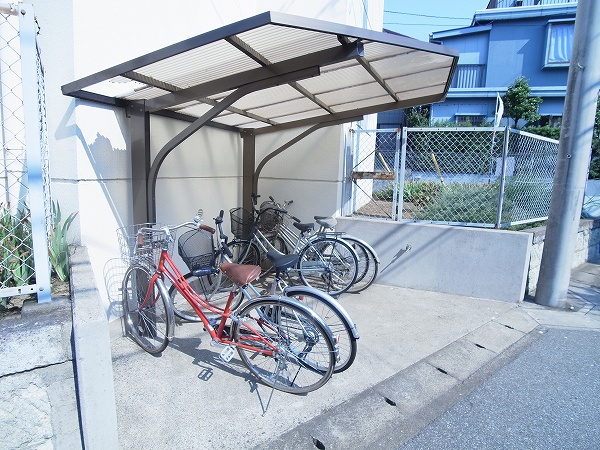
[61,11,458,224]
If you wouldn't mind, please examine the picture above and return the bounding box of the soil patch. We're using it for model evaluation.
[0,276,70,321]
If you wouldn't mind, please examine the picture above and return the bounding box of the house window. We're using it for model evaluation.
[538,115,562,127]
[450,65,486,88]
[455,114,485,126]
[544,20,574,67]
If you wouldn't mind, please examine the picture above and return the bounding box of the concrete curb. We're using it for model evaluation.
[256,312,537,450]
[70,246,119,449]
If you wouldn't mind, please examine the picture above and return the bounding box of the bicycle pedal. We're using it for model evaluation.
[219,345,235,362]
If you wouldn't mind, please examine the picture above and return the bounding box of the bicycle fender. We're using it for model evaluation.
[155,277,176,342]
[283,285,360,340]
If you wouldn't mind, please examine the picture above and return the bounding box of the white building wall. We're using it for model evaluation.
[28,0,383,316]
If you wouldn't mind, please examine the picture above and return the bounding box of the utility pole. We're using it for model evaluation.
[535,0,600,308]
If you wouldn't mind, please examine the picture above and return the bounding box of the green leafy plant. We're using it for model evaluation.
[412,183,499,223]
[1,205,34,310]
[0,205,34,287]
[48,201,77,282]
[588,96,600,180]
[502,76,542,128]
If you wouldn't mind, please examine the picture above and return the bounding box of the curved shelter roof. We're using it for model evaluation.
[62,11,459,133]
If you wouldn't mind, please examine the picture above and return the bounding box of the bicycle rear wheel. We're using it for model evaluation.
[298,237,358,296]
[122,265,173,354]
[284,286,358,373]
[232,297,336,394]
[343,236,379,293]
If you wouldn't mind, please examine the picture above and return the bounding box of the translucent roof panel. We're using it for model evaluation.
[62,11,458,133]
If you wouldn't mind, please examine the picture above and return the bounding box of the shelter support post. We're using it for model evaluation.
[242,131,256,215]
[128,101,151,224]
[535,0,600,308]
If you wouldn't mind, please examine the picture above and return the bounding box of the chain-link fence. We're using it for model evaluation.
[348,127,558,228]
[1,4,52,303]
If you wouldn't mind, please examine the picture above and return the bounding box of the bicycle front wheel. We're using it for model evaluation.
[122,265,173,354]
[298,237,358,296]
[232,297,336,394]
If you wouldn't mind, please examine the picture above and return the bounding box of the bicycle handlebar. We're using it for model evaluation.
[214,210,233,258]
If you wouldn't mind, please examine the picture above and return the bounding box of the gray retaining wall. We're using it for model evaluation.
[336,217,532,302]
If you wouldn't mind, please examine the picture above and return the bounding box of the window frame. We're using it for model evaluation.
[543,19,575,68]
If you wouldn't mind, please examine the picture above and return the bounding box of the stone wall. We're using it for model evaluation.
[0,246,118,449]
[0,299,82,449]
[524,219,600,295]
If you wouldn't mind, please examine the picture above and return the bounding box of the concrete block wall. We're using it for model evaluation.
[524,219,600,295]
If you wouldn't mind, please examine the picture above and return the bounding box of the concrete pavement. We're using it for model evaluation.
[109,262,600,450]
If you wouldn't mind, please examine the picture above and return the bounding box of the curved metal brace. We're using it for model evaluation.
[253,115,363,195]
[146,66,321,221]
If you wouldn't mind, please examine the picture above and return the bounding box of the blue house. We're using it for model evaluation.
[378,0,577,128]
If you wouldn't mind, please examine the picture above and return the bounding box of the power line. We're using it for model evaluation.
[384,10,471,20]
[384,22,470,27]
[362,0,372,28]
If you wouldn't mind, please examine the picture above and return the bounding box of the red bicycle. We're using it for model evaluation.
[118,218,338,394]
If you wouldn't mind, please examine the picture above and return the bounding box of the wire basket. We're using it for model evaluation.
[177,228,217,272]
[117,223,174,268]
[258,201,284,235]
[230,207,255,239]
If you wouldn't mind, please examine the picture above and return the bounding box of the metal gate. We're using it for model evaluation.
[348,127,558,228]
[1,3,52,303]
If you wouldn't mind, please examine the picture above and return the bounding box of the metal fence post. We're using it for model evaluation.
[19,3,51,303]
[495,127,510,228]
[396,127,407,221]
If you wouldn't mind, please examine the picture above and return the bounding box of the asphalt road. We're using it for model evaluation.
[398,328,600,450]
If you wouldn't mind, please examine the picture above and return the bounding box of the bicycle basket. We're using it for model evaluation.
[230,207,254,239]
[177,228,217,272]
[258,201,283,235]
[117,223,174,268]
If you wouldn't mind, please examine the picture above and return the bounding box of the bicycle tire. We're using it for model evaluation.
[232,296,336,394]
[342,236,379,293]
[297,237,358,296]
[284,286,358,373]
[227,239,261,266]
[122,264,173,354]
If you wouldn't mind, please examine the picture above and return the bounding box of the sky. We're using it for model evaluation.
[383,0,491,42]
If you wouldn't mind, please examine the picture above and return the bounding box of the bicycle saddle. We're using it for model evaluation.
[293,222,314,233]
[219,262,261,286]
[266,252,298,272]
[314,216,337,229]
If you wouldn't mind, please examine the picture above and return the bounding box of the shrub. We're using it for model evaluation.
[413,183,499,223]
